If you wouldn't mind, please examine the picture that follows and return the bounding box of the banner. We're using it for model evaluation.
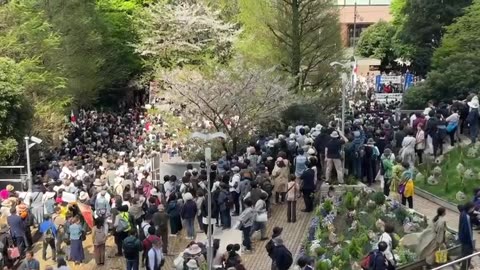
[379,75,402,84]
[404,73,414,90]
[374,93,403,103]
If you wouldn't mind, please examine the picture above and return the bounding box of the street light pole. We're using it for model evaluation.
[24,137,32,191]
[191,132,227,270]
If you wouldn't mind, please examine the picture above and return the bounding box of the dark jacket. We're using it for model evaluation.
[152,211,169,232]
[372,251,388,270]
[300,169,315,191]
[201,195,218,219]
[272,244,292,270]
[180,200,197,219]
[459,210,474,248]
[166,200,180,217]
[7,214,25,238]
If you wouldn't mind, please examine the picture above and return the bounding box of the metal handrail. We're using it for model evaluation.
[432,250,480,270]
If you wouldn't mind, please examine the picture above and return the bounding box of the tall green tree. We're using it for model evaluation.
[394,0,472,75]
[404,0,480,108]
[356,21,397,67]
[237,0,343,92]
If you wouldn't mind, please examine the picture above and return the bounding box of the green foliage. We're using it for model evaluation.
[322,199,333,213]
[348,237,363,260]
[393,0,472,75]
[372,192,386,206]
[344,192,355,211]
[356,21,398,67]
[237,0,343,92]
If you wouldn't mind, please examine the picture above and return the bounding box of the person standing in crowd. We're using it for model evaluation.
[229,166,241,216]
[272,237,293,270]
[147,238,164,270]
[251,193,268,241]
[417,207,447,267]
[217,183,232,230]
[166,193,182,236]
[325,130,347,184]
[459,202,475,270]
[378,224,396,270]
[93,218,107,266]
[467,96,480,144]
[300,162,315,212]
[68,216,84,265]
[195,190,205,232]
[380,149,394,196]
[400,129,416,168]
[152,205,169,255]
[181,192,198,240]
[364,138,379,186]
[7,207,27,257]
[39,214,57,261]
[266,226,283,269]
[446,108,460,147]
[123,230,143,270]
[115,205,131,256]
[272,157,289,204]
[239,199,255,252]
[415,123,425,165]
[400,162,414,209]
[286,175,299,222]
[293,149,308,178]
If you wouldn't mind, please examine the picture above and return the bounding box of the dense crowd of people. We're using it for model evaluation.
[0,89,479,270]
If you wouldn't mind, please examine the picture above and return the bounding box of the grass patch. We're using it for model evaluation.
[415,146,480,204]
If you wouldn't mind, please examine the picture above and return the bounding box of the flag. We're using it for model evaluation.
[70,110,76,124]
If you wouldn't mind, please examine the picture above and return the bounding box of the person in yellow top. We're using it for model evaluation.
[400,162,414,208]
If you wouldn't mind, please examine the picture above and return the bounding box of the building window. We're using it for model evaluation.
[348,24,370,47]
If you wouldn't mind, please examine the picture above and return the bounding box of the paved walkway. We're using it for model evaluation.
[29,199,313,270]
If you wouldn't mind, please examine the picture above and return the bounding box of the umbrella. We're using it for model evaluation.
[78,202,94,229]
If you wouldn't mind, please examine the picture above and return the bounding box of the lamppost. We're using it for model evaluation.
[191,131,227,270]
[24,136,42,191]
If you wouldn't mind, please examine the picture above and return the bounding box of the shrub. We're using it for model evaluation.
[344,192,355,211]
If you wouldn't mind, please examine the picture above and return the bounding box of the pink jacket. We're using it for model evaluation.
[286,181,299,201]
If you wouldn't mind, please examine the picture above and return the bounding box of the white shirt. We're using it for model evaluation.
[141,221,151,238]
[229,174,240,193]
[148,247,163,270]
[378,232,395,265]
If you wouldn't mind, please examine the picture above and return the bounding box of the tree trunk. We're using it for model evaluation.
[291,0,302,92]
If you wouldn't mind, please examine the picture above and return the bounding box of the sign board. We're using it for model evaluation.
[62,192,77,203]
[378,75,402,84]
[373,93,403,103]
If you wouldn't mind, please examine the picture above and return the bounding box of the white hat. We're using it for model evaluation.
[186,259,199,269]
[267,140,275,147]
[307,148,316,155]
[289,133,295,139]
[187,244,202,255]
[183,192,193,201]
[469,96,479,109]
[330,131,339,138]
[315,124,322,130]
[232,166,240,172]
[79,191,89,201]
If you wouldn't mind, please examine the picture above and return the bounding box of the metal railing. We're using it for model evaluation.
[432,251,480,270]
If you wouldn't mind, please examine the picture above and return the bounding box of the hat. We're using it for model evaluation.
[186,259,199,269]
[79,191,89,201]
[0,224,9,233]
[93,179,103,186]
[315,124,322,130]
[6,185,14,192]
[289,133,295,139]
[384,148,392,156]
[267,140,275,147]
[367,138,375,145]
[183,192,193,201]
[232,166,240,172]
[468,96,479,109]
[330,131,339,138]
[187,244,202,255]
[272,226,283,238]
[307,148,316,155]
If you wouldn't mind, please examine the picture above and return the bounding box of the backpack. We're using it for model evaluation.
[139,223,149,241]
[116,212,131,232]
[360,250,379,270]
[225,254,241,268]
[278,246,293,269]
[261,180,273,196]
[43,225,54,240]
[123,237,140,257]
